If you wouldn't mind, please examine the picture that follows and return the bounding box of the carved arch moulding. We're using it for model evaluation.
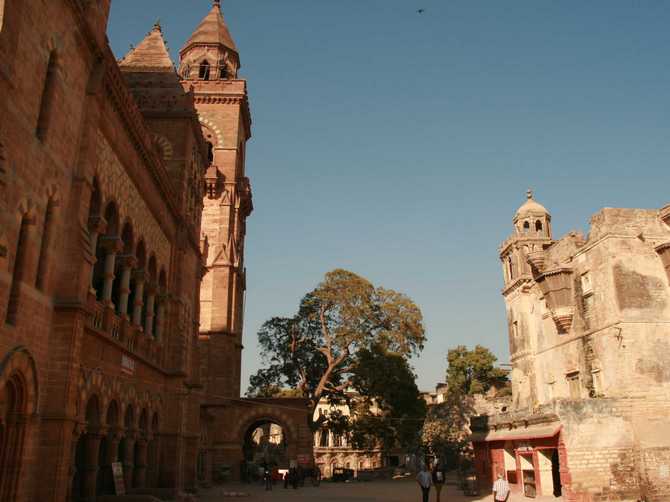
[93,129,170,266]
[199,116,224,147]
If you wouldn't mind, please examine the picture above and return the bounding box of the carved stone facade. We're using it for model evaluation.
[0,1,316,497]
[0,1,209,500]
[472,192,670,501]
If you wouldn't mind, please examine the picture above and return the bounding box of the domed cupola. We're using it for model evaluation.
[513,189,552,239]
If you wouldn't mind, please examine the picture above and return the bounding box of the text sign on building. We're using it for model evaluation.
[121,355,136,376]
[111,462,125,495]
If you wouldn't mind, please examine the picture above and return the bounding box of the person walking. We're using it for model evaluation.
[493,473,511,501]
[432,462,445,502]
[417,465,432,502]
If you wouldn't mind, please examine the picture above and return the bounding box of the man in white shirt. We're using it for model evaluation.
[416,465,432,502]
[493,473,511,501]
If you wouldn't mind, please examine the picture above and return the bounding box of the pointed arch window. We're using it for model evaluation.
[218,60,228,79]
[535,220,543,232]
[35,198,56,290]
[523,221,530,233]
[198,60,210,81]
[36,51,58,141]
[6,215,32,325]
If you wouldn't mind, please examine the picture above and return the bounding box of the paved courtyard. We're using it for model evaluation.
[198,479,556,502]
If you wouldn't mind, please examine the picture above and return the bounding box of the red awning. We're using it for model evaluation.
[471,423,561,443]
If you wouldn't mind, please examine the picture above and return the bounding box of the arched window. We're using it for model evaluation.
[35,198,56,290]
[218,61,228,79]
[6,215,32,325]
[198,60,210,81]
[207,141,214,164]
[523,221,530,233]
[507,255,515,281]
[0,373,27,500]
[319,429,329,447]
[36,51,58,141]
[535,220,543,232]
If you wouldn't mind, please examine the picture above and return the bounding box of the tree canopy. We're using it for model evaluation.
[247,269,425,431]
[445,344,508,396]
[422,344,508,468]
[349,345,427,452]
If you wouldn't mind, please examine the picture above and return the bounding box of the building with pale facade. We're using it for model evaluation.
[313,396,383,478]
[472,191,670,502]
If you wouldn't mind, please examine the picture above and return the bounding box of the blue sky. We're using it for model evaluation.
[108,0,670,392]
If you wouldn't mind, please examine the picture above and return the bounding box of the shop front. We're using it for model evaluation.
[472,423,565,498]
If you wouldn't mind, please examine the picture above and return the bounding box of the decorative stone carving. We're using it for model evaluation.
[535,267,575,334]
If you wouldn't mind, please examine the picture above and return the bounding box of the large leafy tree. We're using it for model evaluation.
[445,345,508,396]
[422,345,508,468]
[248,269,425,431]
[349,345,427,452]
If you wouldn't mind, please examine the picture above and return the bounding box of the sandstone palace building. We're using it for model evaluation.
[0,1,318,500]
[472,193,670,501]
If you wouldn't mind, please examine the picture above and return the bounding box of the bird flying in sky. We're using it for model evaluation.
[417,8,425,14]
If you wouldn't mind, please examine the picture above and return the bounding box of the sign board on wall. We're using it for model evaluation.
[121,355,136,376]
[111,462,125,495]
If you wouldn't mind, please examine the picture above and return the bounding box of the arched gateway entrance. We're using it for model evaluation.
[199,398,314,483]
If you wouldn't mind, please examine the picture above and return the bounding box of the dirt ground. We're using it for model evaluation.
[198,478,561,501]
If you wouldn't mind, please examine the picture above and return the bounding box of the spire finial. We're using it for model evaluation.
[153,19,162,31]
[526,188,533,199]
[213,0,221,7]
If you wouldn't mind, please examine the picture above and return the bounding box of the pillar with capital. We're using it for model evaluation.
[82,429,105,500]
[134,437,149,488]
[100,237,123,306]
[131,270,145,328]
[144,286,156,338]
[87,215,107,292]
[122,432,136,491]
[117,255,137,317]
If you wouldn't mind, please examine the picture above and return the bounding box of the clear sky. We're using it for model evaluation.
[108,0,670,393]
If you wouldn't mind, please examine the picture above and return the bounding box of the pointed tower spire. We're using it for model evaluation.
[181,0,238,55]
[119,22,174,72]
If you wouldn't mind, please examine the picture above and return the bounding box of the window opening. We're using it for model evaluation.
[36,51,58,141]
[35,199,55,290]
[198,60,210,81]
[6,216,30,324]
[523,221,530,233]
[535,220,543,232]
[566,372,581,400]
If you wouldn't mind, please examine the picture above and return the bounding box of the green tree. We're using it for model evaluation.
[422,345,508,468]
[248,269,425,431]
[445,345,507,395]
[350,345,427,452]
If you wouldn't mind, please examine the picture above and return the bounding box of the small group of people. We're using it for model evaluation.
[416,465,511,502]
[282,466,302,490]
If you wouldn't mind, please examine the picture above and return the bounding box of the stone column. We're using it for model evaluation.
[101,237,122,306]
[134,437,149,489]
[67,422,86,502]
[117,255,137,317]
[154,295,167,342]
[123,432,136,491]
[131,271,145,328]
[143,287,156,338]
[87,216,107,291]
[82,430,104,500]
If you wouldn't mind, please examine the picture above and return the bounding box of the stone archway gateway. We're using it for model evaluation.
[199,398,314,483]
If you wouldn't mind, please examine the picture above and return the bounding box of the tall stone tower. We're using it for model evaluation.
[180,0,253,398]
[499,190,554,408]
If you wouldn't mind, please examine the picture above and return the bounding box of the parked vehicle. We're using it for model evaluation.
[332,467,355,482]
